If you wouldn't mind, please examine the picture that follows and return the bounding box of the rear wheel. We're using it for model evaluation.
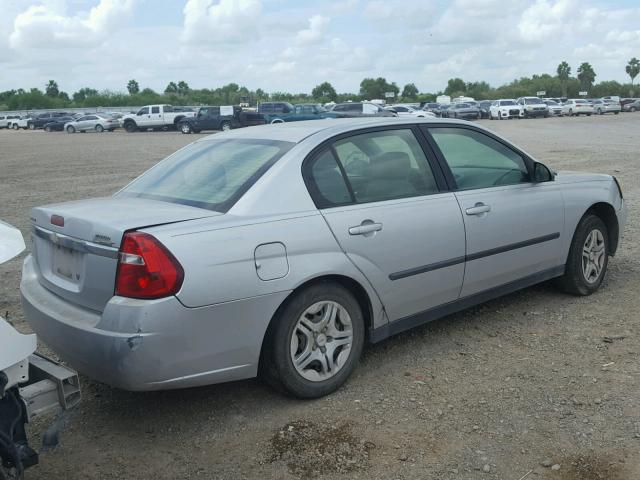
[221,121,232,131]
[95,124,104,132]
[598,108,603,115]
[261,283,365,398]
[124,121,137,133]
[631,106,637,112]
[557,214,609,296]
[66,125,75,133]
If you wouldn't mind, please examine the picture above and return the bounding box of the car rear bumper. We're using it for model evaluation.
[21,255,289,391]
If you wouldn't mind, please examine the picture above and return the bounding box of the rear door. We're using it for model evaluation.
[304,126,465,321]
[425,126,564,297]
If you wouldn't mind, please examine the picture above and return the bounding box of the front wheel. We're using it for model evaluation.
[66,125,75,133]
[180,122,192,134]
[557,214,609,296]
[44,126,51,132]
[261,283,365,398]
[124,122,137,133]
[220,121,232,131]
[28,123,35,130]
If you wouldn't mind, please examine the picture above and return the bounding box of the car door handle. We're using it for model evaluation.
[465,203,491,216]
[349,222,383,235]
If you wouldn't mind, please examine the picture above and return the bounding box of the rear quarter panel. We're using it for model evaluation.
[146,213,386,327]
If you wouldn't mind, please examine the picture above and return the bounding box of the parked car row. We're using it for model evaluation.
[3,96,637,135]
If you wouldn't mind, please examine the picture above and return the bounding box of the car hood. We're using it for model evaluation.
[554,171,612,183]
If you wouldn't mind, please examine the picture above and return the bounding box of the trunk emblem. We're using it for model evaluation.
[51,215,64,227]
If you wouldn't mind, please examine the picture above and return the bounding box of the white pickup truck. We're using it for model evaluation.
[120,104,195,132]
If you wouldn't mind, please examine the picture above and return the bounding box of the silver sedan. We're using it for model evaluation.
[64,114,119,133]
[21,118,626,398]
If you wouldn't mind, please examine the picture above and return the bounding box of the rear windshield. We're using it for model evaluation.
[117,139,294,212]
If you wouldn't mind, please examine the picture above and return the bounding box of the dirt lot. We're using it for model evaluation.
[1,115,639,479]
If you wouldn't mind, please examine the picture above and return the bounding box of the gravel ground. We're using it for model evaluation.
[1,115,638,479]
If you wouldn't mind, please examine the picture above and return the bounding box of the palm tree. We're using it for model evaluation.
[556,61,571,98]
[45,80,59,97]
[577,62,596,92]
[127,79,139,95]
[626,57,640,95]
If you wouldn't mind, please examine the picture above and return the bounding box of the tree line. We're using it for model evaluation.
[1,58,638,111]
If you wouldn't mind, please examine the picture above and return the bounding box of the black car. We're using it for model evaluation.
[27,112,70,130]
[178,106,266,133]
[43,116,76,132]
[478,100,492,119]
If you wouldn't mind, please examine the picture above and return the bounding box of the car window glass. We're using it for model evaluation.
[137,107,149,115]
[119,139,293,212]
[430,127,530,190]
[346,103,361,112]
[332,129,439,203]
[151,106,160,114]
[307,149,352,207]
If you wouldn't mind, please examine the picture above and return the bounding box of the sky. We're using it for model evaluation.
[0,0,638,95]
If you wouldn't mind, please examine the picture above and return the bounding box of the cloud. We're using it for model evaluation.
[9,0,135,49]
[518,0,575,42]
[295,14,329,46]
[181,0,261,44]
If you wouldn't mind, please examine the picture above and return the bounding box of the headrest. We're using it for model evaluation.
[371,152,411,179]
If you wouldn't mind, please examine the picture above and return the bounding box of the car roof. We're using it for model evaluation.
[199,117,476,144]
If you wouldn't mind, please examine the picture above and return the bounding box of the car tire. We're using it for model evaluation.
[180,123,191,134]
[28,123,35,130]
[44,126,51,132]
[95,124,104,133]
[124,121,137,133]
[569,109,573,116]
[614,112,619,115]
[557,214,609,296]
[261,282,365,399]
[66,125,75,133]
[270,118,284,124]
[587,113,592,116]
[598,108,603,115]
[631,107,637,112]
[12,124,18,130]
[221,121,232,131]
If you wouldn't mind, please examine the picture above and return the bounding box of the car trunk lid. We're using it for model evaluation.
[30,197,218,312]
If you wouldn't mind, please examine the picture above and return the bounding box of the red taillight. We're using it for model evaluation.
[115,232,184,299]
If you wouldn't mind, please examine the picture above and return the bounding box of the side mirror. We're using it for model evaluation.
[533,162,554,182]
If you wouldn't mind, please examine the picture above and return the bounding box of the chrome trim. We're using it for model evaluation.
[33,226,119,259]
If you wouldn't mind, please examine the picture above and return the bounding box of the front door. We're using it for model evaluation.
[304,127,466,321]
[426,126,564,297]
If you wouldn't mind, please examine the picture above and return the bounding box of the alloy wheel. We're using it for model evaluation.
[582,229,605,284]
[290,301,353,382]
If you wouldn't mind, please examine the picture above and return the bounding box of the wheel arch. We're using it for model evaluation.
[258,274,376,370]
[585,202,619,255]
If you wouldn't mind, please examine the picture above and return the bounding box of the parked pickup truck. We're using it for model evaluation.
[27,112,70,130]
[178,106,266,134]
[8,116,31,130]
[121,105,195,132]
[258,102,346,123]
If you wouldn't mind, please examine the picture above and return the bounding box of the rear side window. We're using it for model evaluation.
[118,139,294,212]
[429,127,530,190]
[307,150,352,208]
[305,128,439,208]
[151,106,160,114]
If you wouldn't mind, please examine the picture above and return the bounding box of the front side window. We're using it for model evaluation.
[429,127,530,190]
[137,107,149,115]
[118,139,294,212]
[332,129,438,204]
